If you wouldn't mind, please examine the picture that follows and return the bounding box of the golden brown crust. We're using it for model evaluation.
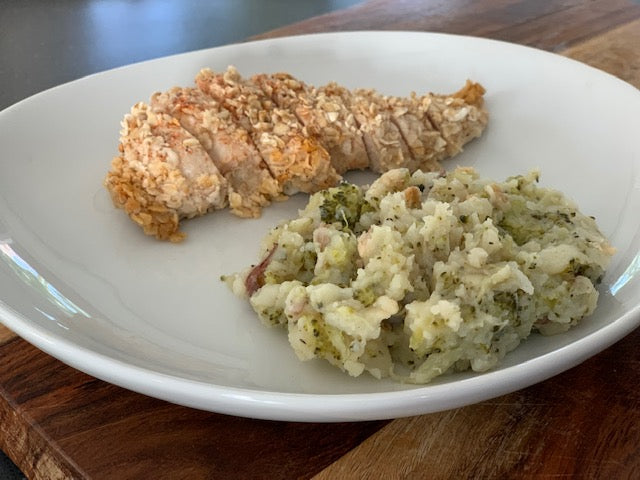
[427,81,489,157]
[330,85,414,174]
[150,87,282,218]
[253,73,369,174]
[104,102,227,241]
[452,80,486,107]
[196,67,341,195]
[105,155,185,242]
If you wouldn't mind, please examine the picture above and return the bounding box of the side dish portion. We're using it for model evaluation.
[105,67,488,241]
[226,168,614,384]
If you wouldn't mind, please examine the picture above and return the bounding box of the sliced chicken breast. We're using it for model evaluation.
[106,67,489,242]
[105,102,228,241]
[150,87,282,218]
[195,66,341,195]
[252,73,369,174]
[340,86,415,174]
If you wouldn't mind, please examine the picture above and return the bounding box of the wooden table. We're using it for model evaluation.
[2,1,640,478]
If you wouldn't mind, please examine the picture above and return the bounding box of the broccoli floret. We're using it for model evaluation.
[319,183,365,231]
[354,287,377,307]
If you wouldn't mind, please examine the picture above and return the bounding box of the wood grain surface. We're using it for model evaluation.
[253,0,640,53]
[563,18,640,87]
[312,326,640,479]
[1,1,639,479]
[0,333,387,479]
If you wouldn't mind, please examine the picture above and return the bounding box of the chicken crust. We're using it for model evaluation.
[150,87,282,218]
[196,67,341,195]
[253,73,369,174]
[105,102,227,241]
[105,68,489,241]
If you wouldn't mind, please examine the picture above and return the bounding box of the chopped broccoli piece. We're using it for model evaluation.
[318,183,365,230]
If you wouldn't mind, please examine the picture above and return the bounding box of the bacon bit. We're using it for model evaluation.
[535,316,550,325]
[485,183,508,208]
[245,246,277,296]
[313,226,332,251]
[403,186,421,208]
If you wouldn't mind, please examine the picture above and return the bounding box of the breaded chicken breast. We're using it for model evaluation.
[105,67,489,241]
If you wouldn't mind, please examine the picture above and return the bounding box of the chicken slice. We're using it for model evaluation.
[338,86,415,174]
[150,87,282,218]
[362,81,488,172]
[252,73,369,174]
[424,81,489,157]
[384,93,448,173]
[195,66,341,195]
[104,102,228,241]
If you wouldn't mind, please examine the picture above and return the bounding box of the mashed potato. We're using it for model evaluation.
[226,167,614,383]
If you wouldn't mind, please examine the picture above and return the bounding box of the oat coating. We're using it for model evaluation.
[105,67,488,240]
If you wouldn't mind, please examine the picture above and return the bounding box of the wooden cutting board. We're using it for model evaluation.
[1,1,640,478]
[2,324,640,479]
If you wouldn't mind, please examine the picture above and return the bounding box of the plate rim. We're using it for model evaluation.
[1,30,639,422]
[2,297,639,421]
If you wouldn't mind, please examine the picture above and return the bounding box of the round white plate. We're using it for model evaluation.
[1,32,639,422]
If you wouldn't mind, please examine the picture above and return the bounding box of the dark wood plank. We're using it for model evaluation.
[0,325,16,345]
[313,326,640,479]
[253,0,640,52]
[0,336,387,479]
[563,19,640,88]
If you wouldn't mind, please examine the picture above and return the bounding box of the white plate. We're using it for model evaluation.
[1,32,639,422]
